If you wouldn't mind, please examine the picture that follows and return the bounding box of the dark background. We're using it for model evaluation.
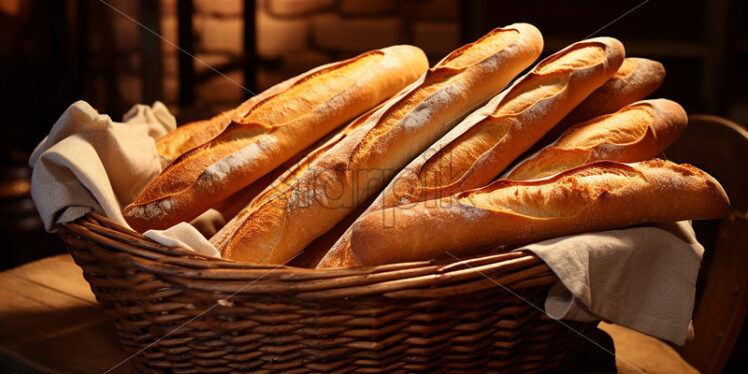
[1,0,746,156]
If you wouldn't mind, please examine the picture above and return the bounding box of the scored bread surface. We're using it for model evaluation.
[533,57,666,150]
[561,57,666,125]
[218,23,545,264]
[210,102,384,250]
[318,37,626,268]
[155,74,297,164]
[503,98,687,180]
[350,159,729,266]
[123,45,429,232]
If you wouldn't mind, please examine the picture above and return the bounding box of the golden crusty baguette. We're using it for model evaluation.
[317,37,625,268]
[156,111,233,165]
[350,159,730,266]
[210,103,389,223]
[534,57,666,151]
[211,120,350,222]
[156,65,320,164]
[123,45,429,232]
[209,102,384,250]
[287,196,373,268]
[218,23,545,264]
[561,57,666,126]
[503,98,687,181]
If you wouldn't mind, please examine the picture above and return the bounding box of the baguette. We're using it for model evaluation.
[318,37,625,268]
[286,198,373,268]
[209,102,384,250]
[503,99,687,181]
[156,111,233,165]
[350,159,730,266]
[218,23,545,264]
[210,103,386,223]
[534,57,665,151]
[211,120,351,222]
[156,67,315,164]
[124,45,429,232]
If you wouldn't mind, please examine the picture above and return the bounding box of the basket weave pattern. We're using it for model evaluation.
[58,213,596,373]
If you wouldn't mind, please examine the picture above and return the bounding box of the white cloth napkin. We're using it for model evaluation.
[515,220,701,345]
[29,100,219,257]
[30,100,701,344]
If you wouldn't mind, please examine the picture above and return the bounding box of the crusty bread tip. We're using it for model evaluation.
[533,57,666,151]
[503,98,688,181]
[562,57,666,126]
[156,69,309,164]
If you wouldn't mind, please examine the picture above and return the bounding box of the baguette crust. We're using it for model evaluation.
[155,75,294,164]
[210,102,384,250]
[351,159,730,266]
[535,57,666,150]
[156,111,233,165]
[124,46,429,232]
[219,23,545,264]
[211,119,355,223]
[318,37,625,268]
[503,98,687,180]
[563,57,665,125]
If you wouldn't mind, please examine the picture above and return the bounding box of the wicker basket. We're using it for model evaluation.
[58,212,597,373]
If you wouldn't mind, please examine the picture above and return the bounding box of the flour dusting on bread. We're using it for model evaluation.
[200,138,279,185]
[126,198,175,219]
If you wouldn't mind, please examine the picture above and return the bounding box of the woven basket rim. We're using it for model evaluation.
[58,213,587,373]
[59,212,557,299]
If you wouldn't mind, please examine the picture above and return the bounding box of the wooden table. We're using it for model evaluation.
[0,254,699,373]
[0,255,128,373]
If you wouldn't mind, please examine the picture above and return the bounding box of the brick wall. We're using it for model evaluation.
[159,0,459,114]
[255,0,458,91]
[6,0,458,118]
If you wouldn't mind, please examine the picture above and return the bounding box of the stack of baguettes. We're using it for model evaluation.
[123,23,730,268]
